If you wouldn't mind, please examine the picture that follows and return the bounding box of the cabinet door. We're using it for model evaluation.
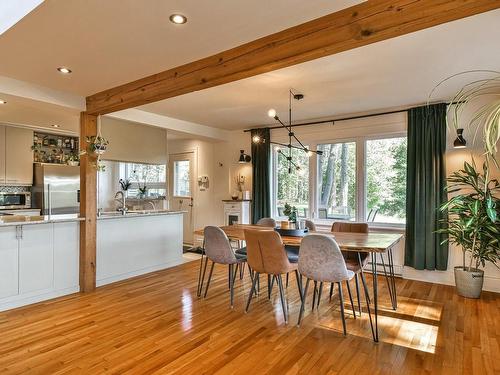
[0,125,5,184]
[5,127,33,185]
[0,227,19,299]
[19,224,54,294]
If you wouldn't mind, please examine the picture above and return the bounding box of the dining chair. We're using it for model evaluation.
[256,217,277,227]
[244,229,302,323]
[297,234,358,335]
[305,219,316,231]
[329,222,370,316]
[202,226,247,308]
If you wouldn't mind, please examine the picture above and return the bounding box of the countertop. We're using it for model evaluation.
[0,214,85,227]
[97,210,186,220]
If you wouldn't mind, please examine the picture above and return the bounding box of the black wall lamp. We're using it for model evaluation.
[453,128,467,149]
[238,150,252,163]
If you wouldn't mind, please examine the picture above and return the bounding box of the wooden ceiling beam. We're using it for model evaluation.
[86,0,500,115]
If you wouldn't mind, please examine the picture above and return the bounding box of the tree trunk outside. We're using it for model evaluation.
[339,143,348,208]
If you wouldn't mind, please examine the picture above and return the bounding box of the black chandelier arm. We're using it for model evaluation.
[273,115,310,151]
[270,141,322,155]
[277,149,301,171]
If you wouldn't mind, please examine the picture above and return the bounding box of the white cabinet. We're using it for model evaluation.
[0,227,19,299]
[19,224,54,294]
[4,126,33,185]
[0,126,5,184]
[0,221,80,311]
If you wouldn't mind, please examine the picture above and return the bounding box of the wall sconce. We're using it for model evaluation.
[453,128,467,149]
[238,150,252,163]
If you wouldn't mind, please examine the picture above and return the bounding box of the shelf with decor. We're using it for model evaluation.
[32,132,79,165]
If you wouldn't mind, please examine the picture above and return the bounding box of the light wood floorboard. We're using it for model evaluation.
[0,260,498,374]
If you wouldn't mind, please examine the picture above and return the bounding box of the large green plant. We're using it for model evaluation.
[438,160,500,270]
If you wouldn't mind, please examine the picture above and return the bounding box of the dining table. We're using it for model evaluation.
[193,224,403,342]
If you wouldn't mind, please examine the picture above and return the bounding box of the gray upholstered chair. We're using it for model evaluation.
[305,219,316,231]
[297,234,359,335]
[202,226,247,308]
[256,217,277,227]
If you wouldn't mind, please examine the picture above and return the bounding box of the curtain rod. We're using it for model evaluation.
[243,100,458,133]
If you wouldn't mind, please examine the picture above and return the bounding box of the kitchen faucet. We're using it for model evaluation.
[146,201,156,211]
[114,191,128,215]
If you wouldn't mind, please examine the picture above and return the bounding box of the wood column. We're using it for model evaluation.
[79,112,98,292]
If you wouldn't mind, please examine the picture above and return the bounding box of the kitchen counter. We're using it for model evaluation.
[0,214,84,227]
[97,210,185,220]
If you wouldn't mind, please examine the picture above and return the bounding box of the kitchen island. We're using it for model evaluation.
[0,214,83,311]
[96,210,184,286]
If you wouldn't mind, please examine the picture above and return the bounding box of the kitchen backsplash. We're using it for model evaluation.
[0,186,31,193]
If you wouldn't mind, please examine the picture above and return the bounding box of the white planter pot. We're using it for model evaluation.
[454,266,484,299]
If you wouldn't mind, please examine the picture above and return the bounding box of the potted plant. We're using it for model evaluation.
[67,153,79,166]
[282,203,297,229]
[438,161,499,298]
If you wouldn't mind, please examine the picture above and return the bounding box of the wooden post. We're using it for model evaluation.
[79,112,97,292]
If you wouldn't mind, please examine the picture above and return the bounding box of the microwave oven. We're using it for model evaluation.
[0,192,31,209]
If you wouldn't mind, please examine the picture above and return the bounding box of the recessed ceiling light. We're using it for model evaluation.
[57,67,72,74]
[0,99,6,104]
[169,14,187,24]
[52,124,60,128]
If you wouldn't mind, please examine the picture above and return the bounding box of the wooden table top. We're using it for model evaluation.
[194,224,403,253]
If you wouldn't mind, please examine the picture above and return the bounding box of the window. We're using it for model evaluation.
[274,146,309,218]
[317,142,356,221]
[122,162,167,197]
[173,160,191,197]
[366,137,407,224]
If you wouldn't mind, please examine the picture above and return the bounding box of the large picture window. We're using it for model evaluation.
[271,133,407,227]
[366,137,407,224]
[122,162,167,197]
[274,147,309,218]
[317,142,356,221]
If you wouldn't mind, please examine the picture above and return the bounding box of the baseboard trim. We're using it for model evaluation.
[0,286,80,312]
[96,258,184,287]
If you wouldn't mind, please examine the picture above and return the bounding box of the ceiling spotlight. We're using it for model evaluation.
[169,14,187,24]
[0,99,6,104]
[252,135,261,143]
[57,67,72,74]
[453,128,466,149]
[267,108,277,118]
[52,124,60,128]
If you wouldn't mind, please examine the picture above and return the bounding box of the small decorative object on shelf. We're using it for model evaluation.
[32,131,79,164]
[234,173,245,199]
[66,153,79,166]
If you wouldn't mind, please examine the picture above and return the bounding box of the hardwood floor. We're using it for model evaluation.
[0,260,498,374]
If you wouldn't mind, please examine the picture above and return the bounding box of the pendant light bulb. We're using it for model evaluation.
[267,108,277,118]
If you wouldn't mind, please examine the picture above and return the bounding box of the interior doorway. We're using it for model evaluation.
[168,152,195,245]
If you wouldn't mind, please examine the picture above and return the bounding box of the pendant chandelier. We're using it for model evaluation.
[260,89,323,173]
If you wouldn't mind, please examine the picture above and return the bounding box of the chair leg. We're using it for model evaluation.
[198,255,209,298]
[295,270,303,303]
[316,282,324,308]
[337,282,347,336]
[346,280,356,319]
[311,281,318,310]
[286,273,289,288]
[240,262,245,279]
[297,278,310,326]
[245,272,259,312]
[277,275,288,324]
[267,274,272,299]
[329,282,334,300]
[355,274,362,316]
[203,261,215,298]
[232,263,239,285]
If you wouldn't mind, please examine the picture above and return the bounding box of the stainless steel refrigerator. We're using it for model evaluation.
[33,164,80,215]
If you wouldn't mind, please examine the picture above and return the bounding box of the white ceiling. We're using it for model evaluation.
[138,9,500,129]
[0,0,361,95]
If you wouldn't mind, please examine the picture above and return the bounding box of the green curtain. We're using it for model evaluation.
[251,128,271,224]
[405,103,448,270]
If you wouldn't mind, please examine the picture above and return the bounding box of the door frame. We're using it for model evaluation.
[168,149,198,245]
